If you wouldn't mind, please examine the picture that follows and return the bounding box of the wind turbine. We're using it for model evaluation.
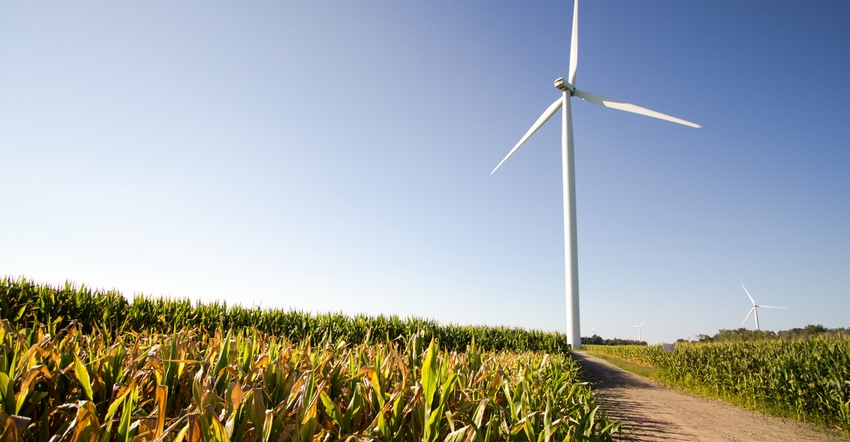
[629,320,646,342]
[491,0,699,349]
[741,284,786,331]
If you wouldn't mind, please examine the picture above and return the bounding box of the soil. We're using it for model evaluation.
[570,351,848,442]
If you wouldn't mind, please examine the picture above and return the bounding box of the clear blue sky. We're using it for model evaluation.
[3,1,849,343]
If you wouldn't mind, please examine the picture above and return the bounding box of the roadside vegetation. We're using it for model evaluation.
[584,339,850,433]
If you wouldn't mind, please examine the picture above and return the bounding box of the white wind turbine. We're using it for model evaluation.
[741,284,786,331]
[629,320,646,342]
[491,0,699,349]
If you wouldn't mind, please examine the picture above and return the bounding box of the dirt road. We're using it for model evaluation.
[571,351,846,442]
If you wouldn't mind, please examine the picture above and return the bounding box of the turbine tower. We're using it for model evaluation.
[741,284,786,331]
[491,0,699,349]
[629,320,646,342]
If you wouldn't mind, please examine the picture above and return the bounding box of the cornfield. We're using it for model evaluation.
[0,319,620,441]
[0,277,622,440]
[1,277,568,355]
[584,341,850,431]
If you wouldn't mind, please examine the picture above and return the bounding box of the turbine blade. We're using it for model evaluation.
[759,305,787,309]
[573,89,701,128]
[741,307,755,327]
[491,97,564,174]
[568,0,579,86]
[742,284,757,306]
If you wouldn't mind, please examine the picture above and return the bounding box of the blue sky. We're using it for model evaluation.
[2,1,849,344]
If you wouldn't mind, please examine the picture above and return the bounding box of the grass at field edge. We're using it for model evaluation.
[573,350,660,379]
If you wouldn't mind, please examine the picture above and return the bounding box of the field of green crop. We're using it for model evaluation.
[1,277,568,355]
[1,278,622,441]
[584,341,850,432]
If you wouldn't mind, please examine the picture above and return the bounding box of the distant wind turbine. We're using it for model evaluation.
[629,320,646,342]
[741,284,786,331]
[491,0,699,349]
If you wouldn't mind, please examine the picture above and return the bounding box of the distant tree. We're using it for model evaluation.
[695,334,713,342]
[581,334,646,346]
[777,324,850,340]
[582,334,605,345]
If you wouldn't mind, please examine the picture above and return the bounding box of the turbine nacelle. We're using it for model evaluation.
[554,77,575,94]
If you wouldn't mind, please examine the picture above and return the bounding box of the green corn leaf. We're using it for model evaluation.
[0,373,13,414]
[319,390,343,430]
[117,384,138,442]
[298,388,319,442]
[371,369,386,409]
[582,405,599,437]
[422,338,438,413]
[74,354,94,401]
[423,404,442,442]
[390,390,405,432]
[213,331,232,395]
[439,373,458,407]
[14,305,26,322]
[541,394,552,442]
[102,379,135,429]
[342,383,363,434]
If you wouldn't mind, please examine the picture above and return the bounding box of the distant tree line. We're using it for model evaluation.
[581,334,646,346]
[582,324,850,345]
[689,324,850,343]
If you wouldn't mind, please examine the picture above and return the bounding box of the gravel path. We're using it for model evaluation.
[571,351,847,442]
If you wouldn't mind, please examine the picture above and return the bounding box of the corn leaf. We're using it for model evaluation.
[74,354,94,401]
